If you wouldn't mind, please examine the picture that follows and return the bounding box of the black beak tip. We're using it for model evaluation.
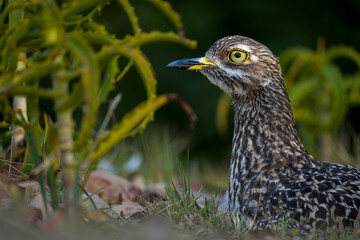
[167,60,189,70]
[167,61,176,68]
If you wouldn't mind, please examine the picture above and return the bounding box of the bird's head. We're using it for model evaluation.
[168,35,283,96]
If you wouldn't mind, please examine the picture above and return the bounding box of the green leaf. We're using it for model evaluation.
[5,0,24,73]
[117,0,141,34]
[9,0,23,29]
[0,61,64,93]
[97,57,119,104]
[143,0,184,30]
[91,95,170,161]
[97,44,157,99]
[62,0,107,20]
[66,33,100,149]
[47,165,60,210]
[45,123,59,155]
[24,128,49,216]
[124,31,197,49]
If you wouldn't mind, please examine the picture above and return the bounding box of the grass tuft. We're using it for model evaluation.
[145,161,233,239]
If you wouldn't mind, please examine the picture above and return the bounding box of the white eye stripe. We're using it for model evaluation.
[231,44,252,53]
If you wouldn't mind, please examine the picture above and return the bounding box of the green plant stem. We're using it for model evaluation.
[0,0,36,32]
[143,0,184,30]
[0,61,64,94]
[62,0,106,20]
[52,63,77,221]
[124,31,197,49]
[97,44,156,98]
[63,5,101,25]
[117,0,141,35]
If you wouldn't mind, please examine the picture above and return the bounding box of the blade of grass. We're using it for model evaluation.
[25,128,49,217]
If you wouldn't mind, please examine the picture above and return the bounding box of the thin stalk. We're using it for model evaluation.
[81,93,121,169]
[52,60,77,220]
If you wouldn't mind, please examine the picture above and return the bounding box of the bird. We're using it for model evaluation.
[167,35,360,234]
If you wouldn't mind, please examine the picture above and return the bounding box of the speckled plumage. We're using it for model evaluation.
[168,35,360,233]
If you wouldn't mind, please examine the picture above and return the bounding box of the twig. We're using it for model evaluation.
[0,158,33,165]
[77,183,97,210]
[82,93,122,168]
[3,161,28,177]
[116,59,133,82]
[9,125,14,177]
[166,94,198,129]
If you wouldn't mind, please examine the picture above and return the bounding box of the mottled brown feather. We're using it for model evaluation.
[172,35,360,234]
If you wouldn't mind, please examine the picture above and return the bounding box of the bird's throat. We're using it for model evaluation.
[230,81,309,169]
[228,81,314,214]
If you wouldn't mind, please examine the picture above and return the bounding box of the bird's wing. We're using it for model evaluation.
[269,163,360,230]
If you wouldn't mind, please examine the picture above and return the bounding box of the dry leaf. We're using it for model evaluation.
[28,193,53,220]
[0,172,21,202]
[131,175,145,191]
[85,170,142,205]
[112,203,145,218]
[81,193,118,219]
[16,180,40,199]
[27,205,43,222]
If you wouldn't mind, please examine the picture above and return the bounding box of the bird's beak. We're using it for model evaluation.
[167,57,217,70]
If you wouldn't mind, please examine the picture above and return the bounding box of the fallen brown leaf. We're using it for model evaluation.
[85,170,142,205]
[81,193,119,219]
[28,193,53,220]
[112,203,145,218]
[0,172,26,206]
[131,175,145,191]
[16,180,40,199]
[27,206,43,222]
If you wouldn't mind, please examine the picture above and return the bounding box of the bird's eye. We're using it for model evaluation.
[228,49,249,63]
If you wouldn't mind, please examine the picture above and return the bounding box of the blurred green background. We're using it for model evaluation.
[96,0,360,176]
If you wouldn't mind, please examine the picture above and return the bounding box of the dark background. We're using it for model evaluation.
[97,0,360,166]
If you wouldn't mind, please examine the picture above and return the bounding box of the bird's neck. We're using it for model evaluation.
[230,80,315,178]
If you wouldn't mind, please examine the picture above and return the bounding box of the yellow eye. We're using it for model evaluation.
[228,49,249,63]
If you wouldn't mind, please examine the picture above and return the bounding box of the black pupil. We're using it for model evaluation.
[234,52,241,58]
